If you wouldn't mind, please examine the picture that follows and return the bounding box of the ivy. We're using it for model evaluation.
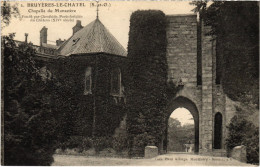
[51,54,126,141]
[192,1,259,106]
[126,10,167,156]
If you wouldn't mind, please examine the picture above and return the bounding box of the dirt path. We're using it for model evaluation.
[52,152,253,166]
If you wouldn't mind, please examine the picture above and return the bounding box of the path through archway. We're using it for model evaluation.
[163,96,199,153]
[167,108,195,152]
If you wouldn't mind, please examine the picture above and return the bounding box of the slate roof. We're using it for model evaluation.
[42,43,58,49]
[58,19,127,57]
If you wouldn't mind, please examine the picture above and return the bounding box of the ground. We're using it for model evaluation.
[52,152,253,166]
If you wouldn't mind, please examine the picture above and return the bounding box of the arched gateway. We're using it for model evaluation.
[163,14,237,156]
[163,96,199,153]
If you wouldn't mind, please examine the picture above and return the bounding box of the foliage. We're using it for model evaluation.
[132,132,156,157]
[167,118,194,152]
[51,55,126,141]
[126,10,167,156]
[93,136,113,153]
[112,134,128,153]
[49,57,95,140]
[226,107,259,164]
[1,1,20,28]
[58,135,127,155]
[191,1,259,106]
[59,136,93,152]
[3,34,57,165]
[189,1,208,19]
[166,80,183,99]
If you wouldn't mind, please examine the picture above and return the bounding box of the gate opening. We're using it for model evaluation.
[163,96,199,153]
[167,107,195,153]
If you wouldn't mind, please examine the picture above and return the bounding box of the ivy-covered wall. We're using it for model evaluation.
[47,54,127,140]
[126,10,168,156]
[203,2,259,106]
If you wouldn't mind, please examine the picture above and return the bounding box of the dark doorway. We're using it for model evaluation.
[214,112,222,149]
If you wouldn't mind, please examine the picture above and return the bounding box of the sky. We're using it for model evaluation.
[170,108,194,126]
[2,1,195,49]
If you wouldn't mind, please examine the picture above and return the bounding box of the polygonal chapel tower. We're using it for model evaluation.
[26,18,127,137]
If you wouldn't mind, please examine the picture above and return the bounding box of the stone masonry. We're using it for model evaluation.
[201,24,213,154]
[165,14,237,156]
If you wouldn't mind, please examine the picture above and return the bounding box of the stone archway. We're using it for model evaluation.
[163,96,199,153]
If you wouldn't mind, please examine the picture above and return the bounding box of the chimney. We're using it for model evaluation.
[40,26,48,45]
[56,38,64,46]
[72,20,83,35]
[25,33,28,43]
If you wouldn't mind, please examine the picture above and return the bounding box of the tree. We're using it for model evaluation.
[191,1,259,106]
[167,118,182,151]
[1,1,19,28]
[3,34,57,165]
[167,118,194,152]
[189,1,208,19]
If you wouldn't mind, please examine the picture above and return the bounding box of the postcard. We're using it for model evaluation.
[1,1,259,166]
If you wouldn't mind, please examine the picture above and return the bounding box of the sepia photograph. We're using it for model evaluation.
[1,0,259,166]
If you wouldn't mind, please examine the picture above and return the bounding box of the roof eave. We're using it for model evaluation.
[63,52,127,58]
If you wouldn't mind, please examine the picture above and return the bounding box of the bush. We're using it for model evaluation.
[93,137,113,153]
[131,132,156,157]
[244,128,259,164]
[226,114,259,164]
[59,136,93,152]
[82,137,93,151]
[112,134,127,153]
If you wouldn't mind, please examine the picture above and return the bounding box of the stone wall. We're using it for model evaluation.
[166,14,197,87]
[166,14,204,153]
[200,25,214,154]
[212,34,237,151]
[212,85,226,149]
[212,41,226,149]
[166,14,201,108]
[165,14,237,155]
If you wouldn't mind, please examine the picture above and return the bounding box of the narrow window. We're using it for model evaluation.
[111,68,121,96]
[39,66,52,81]
[84,67,92,95]
[197,20,202,85]
[214,112,222,149]
[216,38,221,84]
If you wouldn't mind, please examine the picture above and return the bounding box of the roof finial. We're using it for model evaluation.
[96,0,99,19]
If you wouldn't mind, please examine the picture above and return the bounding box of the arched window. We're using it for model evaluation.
[39,66,52,81]
[214,112,222,149]
[111,68,122,96]
[84,67,92,95]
